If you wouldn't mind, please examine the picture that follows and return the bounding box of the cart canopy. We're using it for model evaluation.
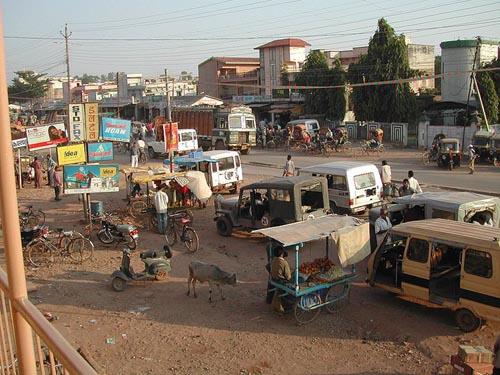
[185,170,212,201]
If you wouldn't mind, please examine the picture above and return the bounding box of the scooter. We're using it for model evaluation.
[111,246,172,292]
[97,219,139,249]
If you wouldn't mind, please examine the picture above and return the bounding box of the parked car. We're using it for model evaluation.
[214,176,330,236]
[368,192,500,250]
[299,161,383,214]
[367,219,500,332]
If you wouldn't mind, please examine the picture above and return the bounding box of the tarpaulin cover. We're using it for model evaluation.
[333,222,370,267]
[185,170,212,201]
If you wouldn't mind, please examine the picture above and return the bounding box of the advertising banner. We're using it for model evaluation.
[87,142,113,162]
[85,103,99,141]
[163,122,179,152]
[101,117,131,142]
[57,143,87,166]
[12,138,27,149]
[26,123,68,151]
[68,104,86,141]
[63,164,120,194]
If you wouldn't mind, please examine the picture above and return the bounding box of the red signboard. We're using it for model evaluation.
[162,122,179,152]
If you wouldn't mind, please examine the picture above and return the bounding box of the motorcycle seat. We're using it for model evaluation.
[117,224,134,231]
[180,217,191,225]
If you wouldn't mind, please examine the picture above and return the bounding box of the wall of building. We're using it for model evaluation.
[198,59,219,97]
[407,44,435,92]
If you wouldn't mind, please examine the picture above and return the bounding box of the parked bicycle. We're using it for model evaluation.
[19,205,45,229]
[164,209,199,253]
[26,226,94,267]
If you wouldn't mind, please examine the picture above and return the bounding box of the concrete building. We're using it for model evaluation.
[441,39,499,103]
[255,38,310,96]
[198,56,260,99]
[320,41,435,93]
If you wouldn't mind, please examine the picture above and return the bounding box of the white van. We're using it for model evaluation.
[178,129,198,153]
[173,150,243,193]
[299,161,383,213]
[286,119,320,135]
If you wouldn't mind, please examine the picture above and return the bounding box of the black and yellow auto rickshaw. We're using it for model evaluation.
[437,138,461,170]
[489,133,500,166]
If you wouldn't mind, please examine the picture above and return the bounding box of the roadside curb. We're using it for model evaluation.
[243,161,500,197]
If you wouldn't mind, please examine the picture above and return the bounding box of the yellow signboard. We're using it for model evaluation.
[57,143,86,166]
[85,103,99,141]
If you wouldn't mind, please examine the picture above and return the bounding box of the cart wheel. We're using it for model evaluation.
[112,277,126,292]
[155,270,168,281]
[325,284,350,314]
[294,293,322,325]
[455,308,481,332]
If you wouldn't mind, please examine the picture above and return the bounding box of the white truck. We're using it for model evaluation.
[147,128,198,158]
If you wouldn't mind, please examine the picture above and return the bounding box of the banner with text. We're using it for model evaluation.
[26,123,68,151]
[85,103,99,141]
[101,117,131,142]
[68,104,86,141]
[163,122,179,152]
[87,142,113,162]
[57,143,87,166]
[63,164,120,194]
[12,138,27,149]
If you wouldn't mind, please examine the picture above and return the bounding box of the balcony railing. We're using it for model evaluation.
[0,266,97,374]
[219,71,258,81]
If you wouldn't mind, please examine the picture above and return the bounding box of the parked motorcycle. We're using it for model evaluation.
[111,246,172,291]
[21,225,44,248]
[97,218,139,249]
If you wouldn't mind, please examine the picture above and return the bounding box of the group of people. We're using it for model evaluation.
[380,160,422,197]
[19,155,63,201]
[130,138,146,168]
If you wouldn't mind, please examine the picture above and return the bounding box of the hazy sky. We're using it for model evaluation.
[4,0,499,81]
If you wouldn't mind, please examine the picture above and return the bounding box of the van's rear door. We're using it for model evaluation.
[352,171,381,211]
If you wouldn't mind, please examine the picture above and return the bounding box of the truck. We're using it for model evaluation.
[172,106,256,154]
[147,128,198,159]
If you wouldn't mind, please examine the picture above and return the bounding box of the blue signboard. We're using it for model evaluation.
[63,164,120,194]
[87,142,114,162]
[101,117,131,142]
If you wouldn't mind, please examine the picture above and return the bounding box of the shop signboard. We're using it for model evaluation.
[12,138,27,149]
[57,143,87,166]
[63,164,120,194]
[163,122,179,152]
[68,104,86,141]
[85,103,99,141]
[87,142,113,162]
[101,117,131,142]
[26,123,68,151]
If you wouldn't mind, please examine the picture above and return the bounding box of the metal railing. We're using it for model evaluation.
[0,267,98,374]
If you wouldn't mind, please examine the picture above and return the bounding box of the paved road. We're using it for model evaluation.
[241,149,500,195]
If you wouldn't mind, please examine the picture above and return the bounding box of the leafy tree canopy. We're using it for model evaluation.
[8,70,49,101]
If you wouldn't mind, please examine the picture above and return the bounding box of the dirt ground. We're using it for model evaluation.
[5,153,499,375]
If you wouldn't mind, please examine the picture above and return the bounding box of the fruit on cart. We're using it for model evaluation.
[299,257,335,274]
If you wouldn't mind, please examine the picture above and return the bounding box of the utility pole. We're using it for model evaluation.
[165,69,173,172]
[165,68,171,122]
[116,72,120,118]
[60,24,72,104]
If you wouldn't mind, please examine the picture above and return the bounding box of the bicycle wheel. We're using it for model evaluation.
[68,237,94,263]
[294,293,322,325]
[164,223,177,246]
[27,211,45,228]
[183,227,199,253]
[27,239,53,267]
[129,200,147,218]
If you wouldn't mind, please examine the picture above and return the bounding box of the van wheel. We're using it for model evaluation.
[240,148,250,155]
[216,216,233,237]
[329,201,338,214]
[455,308,481,332]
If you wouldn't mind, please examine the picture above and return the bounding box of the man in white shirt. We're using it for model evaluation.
[374,208,392,247]
[137,138,146,162]
[407,170,422,194]
[154,185,169,233]
[380,160,392,197]
[283,155,295,177]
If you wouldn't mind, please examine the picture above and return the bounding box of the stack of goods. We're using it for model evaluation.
[299,258,343,282]
[450,345,493,375]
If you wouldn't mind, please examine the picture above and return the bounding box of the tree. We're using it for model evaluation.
[475,69,499,124]
[347,18,417,122]
[79,73,100,84]
[8,70,49,101]
[434,56,441,94]
[106,72,116,81]
[294,50,346,120]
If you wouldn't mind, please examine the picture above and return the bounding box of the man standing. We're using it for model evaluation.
[154,184,169,233]
[130,141,139,168]
[46,154,57,186]
[407,170,422,194]
[398,179,414,196]
[270,246,291,313]
[31,157,43,188]
[283,155,295,177]
[53,166,62,201]
[380,160,392,196]
[467,144,477,174]
[137,137,146,162]
[374,208,392,246]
